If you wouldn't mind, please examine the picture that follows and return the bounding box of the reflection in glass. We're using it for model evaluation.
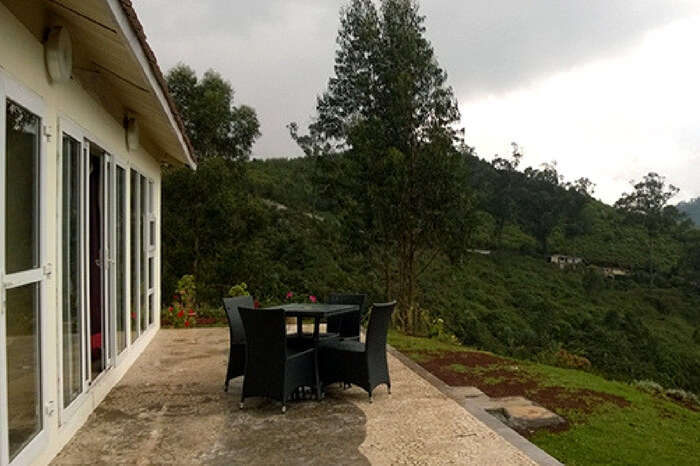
[130,169,139,342]
[6,283,42,460]
[88,146,105,380]
[116,167,127,353]
[61,134,83,408]
[5,100,39,273]
[140,175,148,331]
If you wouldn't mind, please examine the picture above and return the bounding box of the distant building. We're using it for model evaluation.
[548,254,583,269]
[601,267,629,279]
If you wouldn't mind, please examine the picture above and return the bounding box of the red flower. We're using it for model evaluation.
[254,300,261,309]
[131,312,137,319]
[286,291,293,299]
[188,310,196,316]
[168,306,173,313]
[173,294,179,301]
[184,320,191,327]
[177,310,184,318]
[309,295,317,303]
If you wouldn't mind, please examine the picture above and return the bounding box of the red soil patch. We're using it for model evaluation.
[415,350,630,421]
[418,351,538,397]
[529,386,630,414]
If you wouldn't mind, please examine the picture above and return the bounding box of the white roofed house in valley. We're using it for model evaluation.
[0,1,194,464]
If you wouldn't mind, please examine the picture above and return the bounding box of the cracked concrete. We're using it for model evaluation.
[53,328,537,465]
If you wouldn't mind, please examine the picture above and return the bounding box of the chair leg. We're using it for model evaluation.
[368,391,373,403]
[314,353,322,401]
[239,393,245,409]
[282,404,287,414]
[387,383,391,395]
[224,379,230,393]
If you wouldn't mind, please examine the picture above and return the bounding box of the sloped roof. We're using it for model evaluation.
[117,0,195,166]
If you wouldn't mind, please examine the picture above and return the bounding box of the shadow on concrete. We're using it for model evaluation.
[53,329,369,465]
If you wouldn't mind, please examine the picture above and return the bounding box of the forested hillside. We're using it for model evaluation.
[678,197,700,227]
[229,155,700,392]
[161,120,700,395]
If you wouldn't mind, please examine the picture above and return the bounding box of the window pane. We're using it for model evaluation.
[130,169,139,342]
[116,166,127,353]
[61,134,83,408]
[149,220,155,249]
[140,176,148,330]
[5,100,39,273]
[148,258,154,324]
[6,283,42,460]
[148,293,155,327]
[148,180,154,214]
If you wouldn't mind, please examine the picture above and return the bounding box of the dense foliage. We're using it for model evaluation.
[678,197,700,226]
[166,64,260,161]
[291,0,471,331]
[233,156,700,393]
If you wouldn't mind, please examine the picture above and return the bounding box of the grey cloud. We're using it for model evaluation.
[133,0,700,157]
[423,0,699,98]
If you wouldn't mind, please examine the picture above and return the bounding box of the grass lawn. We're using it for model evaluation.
[388,331,700,466]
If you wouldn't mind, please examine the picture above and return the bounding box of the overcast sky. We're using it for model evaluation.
[133,1,700,204]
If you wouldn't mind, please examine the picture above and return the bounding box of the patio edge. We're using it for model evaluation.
[387,345,563,466]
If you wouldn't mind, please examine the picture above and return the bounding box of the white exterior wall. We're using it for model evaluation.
[0,4,162,465]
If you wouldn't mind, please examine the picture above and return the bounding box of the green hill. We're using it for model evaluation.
[240,156,700,392]
[163,155,700,393]
[679,197,700,227]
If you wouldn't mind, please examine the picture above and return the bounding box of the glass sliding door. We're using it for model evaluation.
[87,144,106,381]
[115,165,127,355]
[1,94,46,464]
[147,180,155,327]
[130,169,140,342]
[140,175,148,332]
[60,133,83,410]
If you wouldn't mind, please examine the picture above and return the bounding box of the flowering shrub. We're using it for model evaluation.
[163,274,197,328]
[284,291,318,304]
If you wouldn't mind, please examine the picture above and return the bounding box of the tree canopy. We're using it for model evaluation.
[166,64,260,161]
[294,0,469,332]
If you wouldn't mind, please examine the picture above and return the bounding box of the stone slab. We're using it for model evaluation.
[503,405,566,430]
[449,386,488,399]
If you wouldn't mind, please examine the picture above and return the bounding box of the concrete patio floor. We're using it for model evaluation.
[53,328,538,465]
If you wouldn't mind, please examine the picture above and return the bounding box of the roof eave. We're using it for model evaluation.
[107,0,196,169]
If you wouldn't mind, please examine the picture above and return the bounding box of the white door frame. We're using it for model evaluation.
[0,71,49,466]
[56,117,88,425]
[112,156,129,365]
[84,139,115,387]
[103,152,115,370]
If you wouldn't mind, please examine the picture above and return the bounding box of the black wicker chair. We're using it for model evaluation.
[238,307,318,413]
[327,293,368,340]
[222,295,253,392]
[320,301,396,402]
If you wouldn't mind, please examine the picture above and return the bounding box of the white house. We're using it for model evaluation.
[0,1,195,464]
[547,254,583,269]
